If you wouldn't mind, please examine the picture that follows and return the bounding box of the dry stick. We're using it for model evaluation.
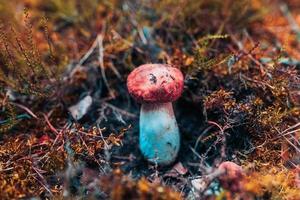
[281,126,300,145]
[96,124,111,172]
[273,123,300,143]
[108,62,122,80]
[189,145,213,174]
[76,32,122,90]
[32,166,53,195]
[75,131,103,170]
[10,102,38,119]
[77,132,90,152]
[96,34,115,98]
[205,168,226,183]
[189,146,204,161]
[102,102,137,118]
[230,33,266,75]
[111,29,143,53]
[283,135,300,153]
[285,134,300,147]
[47,124,67,159]
[43,113,59,135]
[194,125,214,150]
[0,167,14,173]
[191,168,226,195]
[77,130,102,138]
[69,34,99,79]
[78,36,99,66]
[281,130,300,147]
[97,124,109,149]
[275,126,300,152]
[207,120,228,160]
[280,128,300,137]
[281,122,300,134]
[240,74,275,90]
[32,175,53,196]
[83,41,121,80]
[75,32,115,98]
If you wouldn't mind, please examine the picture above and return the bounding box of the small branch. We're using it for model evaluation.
[230,33,266,75]
[10,102,38,119]
[283,135,300,153]
[43,113,59,135]
[240,74,275,90]
[96,34,114,98]
[78,36,99,66]
[191,168,226,194]
[194,125,214,150]
[281,122,300,134]
[102,102,137,118]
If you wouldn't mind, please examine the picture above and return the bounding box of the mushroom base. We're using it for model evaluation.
[139,102,180,165]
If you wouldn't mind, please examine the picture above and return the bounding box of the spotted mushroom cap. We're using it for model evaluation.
[127,64,184,103]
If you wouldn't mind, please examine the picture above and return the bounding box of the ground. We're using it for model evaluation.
[0,0,299,199]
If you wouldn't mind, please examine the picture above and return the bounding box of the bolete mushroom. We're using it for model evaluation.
[217,161,244,192]
[127,64,184,165]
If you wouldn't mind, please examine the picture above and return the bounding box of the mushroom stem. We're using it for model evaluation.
[139,102,180,165]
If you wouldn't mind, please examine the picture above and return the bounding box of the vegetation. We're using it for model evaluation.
[0,0,299,199]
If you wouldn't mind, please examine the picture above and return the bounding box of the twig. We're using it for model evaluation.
[96,123,112,169]
[275,128,300,139]
[10,102,38,119]
[0,167,14,172]
[189,146,203,160]
[32,174,53,196]
[275,126,300,152]
[240,74,275,90]
[191,168,226,194]
[108,63,122,80]
[230,33,266,75]
[273,123,300,141]
[97,34,115,98]
[43,113,59,135]
[194,125,214,150]
[102,102,137,118]
[50,122,70,150]
[207,121,230,160]
[78,36,99,66]
[283,135,300,153]
[285,134,300,147]
[97,124,109,149]
[281,122,300,134]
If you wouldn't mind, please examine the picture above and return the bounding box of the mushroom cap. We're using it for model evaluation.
[218,161,244,192]
[127,64,184,103]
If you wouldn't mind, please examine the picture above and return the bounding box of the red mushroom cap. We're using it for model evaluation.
[218,161,244,192]
[127,64,184,103]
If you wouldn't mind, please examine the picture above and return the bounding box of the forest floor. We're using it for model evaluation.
[0,0,299,199]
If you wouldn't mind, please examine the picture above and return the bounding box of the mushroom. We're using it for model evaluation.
[127,64,184,165]
[217,161,244,192]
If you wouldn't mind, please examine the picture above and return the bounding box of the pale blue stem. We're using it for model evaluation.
[139,102,180,165]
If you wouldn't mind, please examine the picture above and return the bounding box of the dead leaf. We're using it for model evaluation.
[68,95,93,120]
